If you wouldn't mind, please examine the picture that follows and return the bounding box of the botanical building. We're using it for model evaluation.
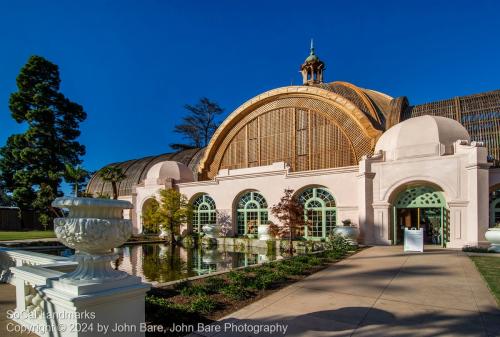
[87,45,500,248]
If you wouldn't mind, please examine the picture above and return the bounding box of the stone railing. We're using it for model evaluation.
[0,249,74,284]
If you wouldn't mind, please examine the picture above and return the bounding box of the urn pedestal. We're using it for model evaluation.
[10,197,150,337]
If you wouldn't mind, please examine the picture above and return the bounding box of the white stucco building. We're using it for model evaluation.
[87,47,500,248]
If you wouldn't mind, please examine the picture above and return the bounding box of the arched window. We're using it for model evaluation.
[236,192,268,236]
[192,194,216,233]
[298,187,336,239]
[490,189,500,227]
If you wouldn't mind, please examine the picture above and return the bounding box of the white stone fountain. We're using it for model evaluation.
[10,197,150,337]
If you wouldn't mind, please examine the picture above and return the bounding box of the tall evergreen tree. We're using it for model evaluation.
[170,97,224,150]
[0,55,87,224]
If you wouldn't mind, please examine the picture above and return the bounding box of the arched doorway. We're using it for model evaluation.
[297,187,337,239]
[191,194,217,233]
[141,198,160,234]
[236,191,268,236]
[489,188,500,227]
[391,186,448,247]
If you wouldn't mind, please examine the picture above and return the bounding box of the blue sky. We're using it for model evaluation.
[1,0,499,183]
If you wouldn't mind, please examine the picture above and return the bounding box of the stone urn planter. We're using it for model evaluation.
[334,220,360,244]
[485,228,500,253]
[202,223,218,239]
[202,248,221,264]
[258,224,270,241]
[51,197,133,282]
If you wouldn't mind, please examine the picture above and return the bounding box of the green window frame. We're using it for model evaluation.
[392,186,448,247]
[298,187,336,239]
[236,191,268,235]
[192,194,217,233]
[490,189,500,227]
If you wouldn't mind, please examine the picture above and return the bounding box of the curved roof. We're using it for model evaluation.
[86,148,204,197]
[198,85,384,179]
[313,81,393,129]
[375,115,470,160]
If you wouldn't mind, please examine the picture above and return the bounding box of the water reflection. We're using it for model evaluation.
[31,243,279,284]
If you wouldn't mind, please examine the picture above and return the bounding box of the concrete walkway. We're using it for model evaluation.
[193,246,500,337]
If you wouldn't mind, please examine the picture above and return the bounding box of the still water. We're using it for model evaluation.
[41,244,278,284]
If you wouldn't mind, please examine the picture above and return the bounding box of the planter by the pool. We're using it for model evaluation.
[334,226,360,244]
[202,224,218,239]
[258,225,270,241]
[485,228,500,253]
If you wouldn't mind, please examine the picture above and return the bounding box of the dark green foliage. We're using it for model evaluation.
[325,231,353,257]
[204,277,226,292]
[462,246,492,253]
[227,271,252,287]
[174,281,208,296]
[181,284,208,297]
[221,284,250,300]
[189,295,217,314]
[252,270,286,289]
[170,97,224,150]
[0,56,86,223]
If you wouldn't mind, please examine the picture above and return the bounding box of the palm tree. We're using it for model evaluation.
[98,166,126,200]
[64,164,89,197]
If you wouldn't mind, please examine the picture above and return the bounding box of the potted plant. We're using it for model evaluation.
[485,224,500,253]
[333,219,360,244]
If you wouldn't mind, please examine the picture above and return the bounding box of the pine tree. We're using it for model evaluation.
[170,97,224,150]
[0,55,87,224]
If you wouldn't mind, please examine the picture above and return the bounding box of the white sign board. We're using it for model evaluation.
[404,228,424,252]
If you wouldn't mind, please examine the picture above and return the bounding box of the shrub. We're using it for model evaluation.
[204,277,226,292]
[326,231,352,257]
[145,295,191,321]
[175,281,208,296]
[190,295,217,314]
[252,270,287,289]
[227,271,251,287]
[276,261,306,275]
[221,284,250,300]
[462,246,491,253]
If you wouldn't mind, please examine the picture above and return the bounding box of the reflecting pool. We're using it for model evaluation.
[37,243,279,284]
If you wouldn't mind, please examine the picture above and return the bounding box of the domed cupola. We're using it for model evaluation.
[301,40,325,85]
[375,115,470,161]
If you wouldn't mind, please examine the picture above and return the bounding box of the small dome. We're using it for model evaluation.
[305,53,319,63]
[144,161,194,186]
[375,115,470,160]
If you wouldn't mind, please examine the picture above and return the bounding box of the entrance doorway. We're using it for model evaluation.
[392,186,448,247]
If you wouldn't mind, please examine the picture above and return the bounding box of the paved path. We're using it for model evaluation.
[193,246,500,337]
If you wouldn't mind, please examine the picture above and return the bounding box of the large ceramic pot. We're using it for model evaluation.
[334,226,360,244]
[202,248,221,264]
[258,224,270,241]
[52,197,133,282]
[202,223,218,239]
[485,228,500,253]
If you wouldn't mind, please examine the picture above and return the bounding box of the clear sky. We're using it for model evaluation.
[1,0,499,181]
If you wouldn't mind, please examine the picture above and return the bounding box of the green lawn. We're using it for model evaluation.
[0,230,56,241]
[471,256,500,304]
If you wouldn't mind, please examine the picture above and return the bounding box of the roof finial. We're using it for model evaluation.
[310,38,315,55]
